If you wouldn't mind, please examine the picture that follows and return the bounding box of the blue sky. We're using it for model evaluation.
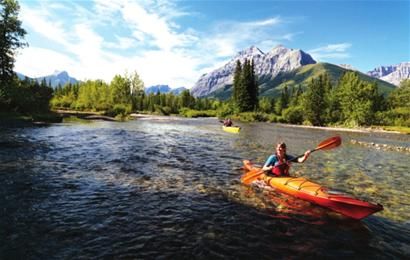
[14,0,409,88]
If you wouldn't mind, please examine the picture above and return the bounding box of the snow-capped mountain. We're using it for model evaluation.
[367,62,410,86]
[190,45,316,97]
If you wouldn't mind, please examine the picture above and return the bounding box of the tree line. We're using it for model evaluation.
[0,0,53,114]
[51,72,217,117]
[1,0,409,128]
[229,58,409,127]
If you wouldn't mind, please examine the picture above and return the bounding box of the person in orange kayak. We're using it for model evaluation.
[262,142,311,176]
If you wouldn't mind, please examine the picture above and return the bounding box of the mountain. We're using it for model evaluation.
[36,70,78,88]
[367,62,410,86]
[190,45,316,97]
[145,85,171,94]
[206,62,396,100]
[170,87,187,95]
[145,85,187,94]
[16,72,29,80]
[16,70,79,88]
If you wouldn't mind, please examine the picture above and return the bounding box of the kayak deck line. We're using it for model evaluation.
[265,176,327,197]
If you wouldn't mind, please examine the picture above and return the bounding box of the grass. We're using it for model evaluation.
[62,116,91,123]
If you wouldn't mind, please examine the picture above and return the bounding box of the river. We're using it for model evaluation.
[1,117,409,259]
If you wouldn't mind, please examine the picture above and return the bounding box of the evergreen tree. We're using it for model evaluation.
[249,60,258,110]
[233,60,242,106]
[337,71,381,126]
[388,79,410,109]
[302,77,327,126]
[274,86,290,115]
[232,59,258,112]
[241,59,253,111]
[180,89,195,108]
[0,0,27,87]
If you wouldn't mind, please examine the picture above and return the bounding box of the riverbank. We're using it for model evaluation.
[0,112,63,127]
[276,123,404,134]
[2,110,409,135]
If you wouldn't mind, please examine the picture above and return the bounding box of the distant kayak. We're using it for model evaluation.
[241,160,383,220]
[222,126,241,133]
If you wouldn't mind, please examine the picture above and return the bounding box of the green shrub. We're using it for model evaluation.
[282,106,304,124]
[179,108,217,118]
[216,102,236,118]
[267,114,279,123]
[106,104,132,117]
[155,105,172,115]
[237,112,268,122]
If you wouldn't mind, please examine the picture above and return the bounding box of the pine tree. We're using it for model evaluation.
[0,0,27,86]
[302,76,327,126]
[232,59,258,112]
[233,60,242,106]
[250,59,258,110]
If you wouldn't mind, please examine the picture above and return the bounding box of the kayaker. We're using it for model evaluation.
[223,118,233,127]
[262,142,311,176]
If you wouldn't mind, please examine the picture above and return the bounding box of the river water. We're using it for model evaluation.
[1,117,409,259]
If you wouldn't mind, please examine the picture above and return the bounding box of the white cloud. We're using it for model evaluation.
[245,17,282,27]
[14,47,77,77]
[308,43,352,60]
[104,36,136,50]
[15,0,295,88]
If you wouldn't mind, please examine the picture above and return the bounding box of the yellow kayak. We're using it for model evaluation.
[222,126,241,133]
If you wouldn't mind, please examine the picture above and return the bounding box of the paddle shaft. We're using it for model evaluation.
[241,136,341,185]
[288,147,320,163]
[280,136,341,165]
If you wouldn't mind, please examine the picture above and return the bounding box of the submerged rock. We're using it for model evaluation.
[350,139,410,153]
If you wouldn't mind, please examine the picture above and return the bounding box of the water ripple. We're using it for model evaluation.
[0,118,409,259]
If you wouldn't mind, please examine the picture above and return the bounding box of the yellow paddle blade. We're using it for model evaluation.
[241,169,265,185]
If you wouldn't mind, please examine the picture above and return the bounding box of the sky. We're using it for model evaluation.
[14,0,410,89]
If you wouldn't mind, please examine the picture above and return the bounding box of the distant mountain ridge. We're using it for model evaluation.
[190,45,316,97]
[206,62,396,100]
[367,62,410,86]
[145,85,187,94]
[16,71,187,94]
[16,70,79,88]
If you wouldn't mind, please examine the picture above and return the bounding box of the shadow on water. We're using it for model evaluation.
[0,118,409,259]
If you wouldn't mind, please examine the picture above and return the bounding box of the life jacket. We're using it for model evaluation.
[271,155,290,176]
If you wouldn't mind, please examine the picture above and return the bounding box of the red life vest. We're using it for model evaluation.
[271,155,290,176]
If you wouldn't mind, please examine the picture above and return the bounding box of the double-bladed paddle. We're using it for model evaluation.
[240,136,342,185]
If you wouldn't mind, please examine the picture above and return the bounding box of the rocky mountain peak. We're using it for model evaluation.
[234,45,265,59]
[190,45,316,97]
[367,62,410,86]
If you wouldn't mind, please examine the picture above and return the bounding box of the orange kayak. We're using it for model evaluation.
[241,160,383,220]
